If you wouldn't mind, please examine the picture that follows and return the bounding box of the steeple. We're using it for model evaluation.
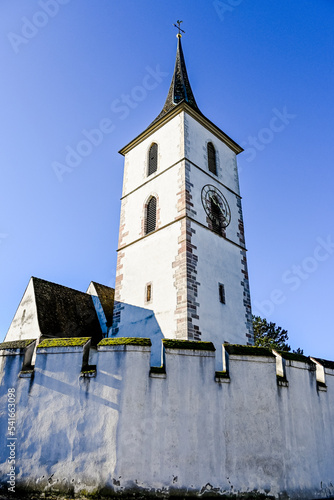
[120,27,243,156]
[114,26,253,364]
[151,34,200,125]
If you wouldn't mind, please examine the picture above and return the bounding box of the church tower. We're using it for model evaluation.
[112,32,253,360]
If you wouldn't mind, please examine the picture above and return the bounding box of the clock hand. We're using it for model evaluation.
[210,196,221,209]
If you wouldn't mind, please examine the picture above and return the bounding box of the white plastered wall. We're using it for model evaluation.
[194,225,248,345]
[114,113,186,362]
[182,112,250,353]
[122,113,184,197]
[5,278,40,342]
[120,165,182,246]
[116,222,181,336]
[0,345,333,499]
[184,112,240,196]
[114,109,252,359]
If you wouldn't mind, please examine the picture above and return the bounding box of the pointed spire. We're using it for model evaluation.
[119,27,243,157]
[151,35,200,125]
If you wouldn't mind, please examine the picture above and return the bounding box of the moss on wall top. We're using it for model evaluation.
[314,357,334,370]
[37,337,91,348]
[277,351,313,364]
[98,337,152,347]
[224,344,275,357]
[0,339,36,350]
[162,339,215,351]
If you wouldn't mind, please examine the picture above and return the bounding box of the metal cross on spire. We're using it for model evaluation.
[173,20,185,37]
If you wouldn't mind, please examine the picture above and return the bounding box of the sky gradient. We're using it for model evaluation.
[1,1,333,359]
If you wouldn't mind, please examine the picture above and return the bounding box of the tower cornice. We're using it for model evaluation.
[116,214,247,254]
[120,157,242,201]
[119,102,243,156]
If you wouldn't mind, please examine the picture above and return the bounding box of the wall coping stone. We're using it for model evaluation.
[98,337,151,347]
[162,339,215,351]
[278,351,315,365]
[98,337,152,352]
[224,344,275,357]
[37,337,91,355]
[313,357,334,371]
[0,339,36,354]
[37,338,90,349]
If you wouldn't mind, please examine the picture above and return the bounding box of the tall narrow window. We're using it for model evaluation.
[219,283,225,304]
[211,195,223,235]
[146,283,152,303]
[207,142,217,175]
[148,143,158,176]
[145,197,157,234]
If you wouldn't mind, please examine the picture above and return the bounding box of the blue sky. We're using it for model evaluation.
[1,1,333,359]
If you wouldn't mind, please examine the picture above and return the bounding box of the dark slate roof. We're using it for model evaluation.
[90,282,115,327]
[33,277,102,346]
[150,36,200,126]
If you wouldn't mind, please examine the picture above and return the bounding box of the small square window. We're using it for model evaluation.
[219,283,225,304]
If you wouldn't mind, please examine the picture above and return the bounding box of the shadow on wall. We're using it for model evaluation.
[111,302,164,367]
[111,302,225,370]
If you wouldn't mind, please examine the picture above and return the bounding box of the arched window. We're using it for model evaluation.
[207,142,217,175]
[148,143,158,176]
[145,197,157,234]
[211,195,223,235]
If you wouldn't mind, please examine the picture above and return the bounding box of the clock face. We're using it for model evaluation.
[201,184,231,229]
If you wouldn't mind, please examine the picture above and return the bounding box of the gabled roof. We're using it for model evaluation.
[33,277,102,345]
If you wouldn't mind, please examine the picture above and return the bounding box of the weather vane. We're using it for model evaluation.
[173,20,185,37]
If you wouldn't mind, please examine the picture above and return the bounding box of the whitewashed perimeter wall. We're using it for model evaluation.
[0,342,333,499]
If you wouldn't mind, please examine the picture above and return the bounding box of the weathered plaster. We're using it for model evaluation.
[0,342,333,499]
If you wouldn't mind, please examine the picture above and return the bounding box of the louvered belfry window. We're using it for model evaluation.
[148,143,158,176]
[207,142,217,175]
[146,197,157,234]
[211,195,223,235]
